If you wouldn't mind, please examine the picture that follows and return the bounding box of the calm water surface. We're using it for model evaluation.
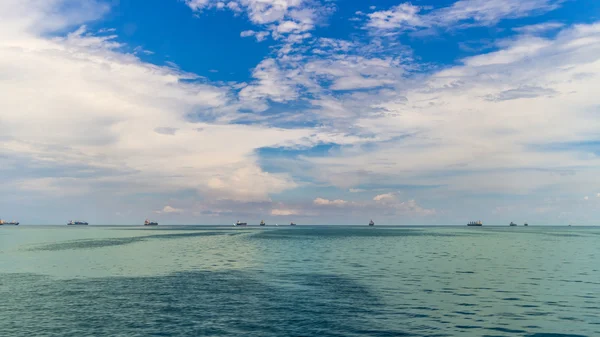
[1,226,599,336]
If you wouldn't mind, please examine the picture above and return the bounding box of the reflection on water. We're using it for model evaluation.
[0,226,599,336]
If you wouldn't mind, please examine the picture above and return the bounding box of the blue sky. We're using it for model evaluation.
[1,0,600,225]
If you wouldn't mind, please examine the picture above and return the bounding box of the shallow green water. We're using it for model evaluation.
[1,226,598,336]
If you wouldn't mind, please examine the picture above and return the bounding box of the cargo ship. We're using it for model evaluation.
[290,222,296,226]
[234,221,247,226]
[260,220,266,226]
[0,219,19,225]
[510,222,517,226]
[369,219,374,226]
[144,219,158,226]
[67,220,88,225]
[467,221,482,226]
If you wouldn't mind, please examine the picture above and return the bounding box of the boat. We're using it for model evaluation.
[509,222,517,226]
[524,222,528,226]
[0,219,19,226]
[290,222,296,226]
[144,219,158,226]
[369,219,375,226]
[467,221,482,226]
[260,220,266,226]
[233,221,247,226]
[68,220,88,225]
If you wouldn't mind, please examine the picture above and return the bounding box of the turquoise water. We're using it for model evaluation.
[1,226,599,336]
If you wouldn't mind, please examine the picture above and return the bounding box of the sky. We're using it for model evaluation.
[1,0,600,225]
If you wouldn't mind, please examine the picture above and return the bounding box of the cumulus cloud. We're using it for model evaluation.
[155,206,183,214]
[0,0,316,206]
[271,208,299,216]
[240,30,270,41]
[184,0,331,41]
[373,193,397,202]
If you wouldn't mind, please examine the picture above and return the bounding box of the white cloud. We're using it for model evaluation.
[240,30,270,41]
[155,206,183,214]
[296,22,600,200]
[584,196,589,201]
[366,3,424,31]
[513,22,565,34]
[365,0,563,34]
[185,0,211,11]
[311,194,435,215]
[349,188,365,193]
[184,0,330,41]
[271,208,299,216]
[373,193,397,202]
[0,2,317,204]
[304,55,404,91]
[238,58,300,107]
[313,197,348,206]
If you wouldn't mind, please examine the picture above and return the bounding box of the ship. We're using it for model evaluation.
[234,221,247,226]
[510,222,517,226]
[467,221,482,226]
[260,220,266,226]
[68,220,88,225]
[0,219,19,225]
[369,219,375,226]
[290,222,297,226]
[144,219,158,226]
[524,222,528,226]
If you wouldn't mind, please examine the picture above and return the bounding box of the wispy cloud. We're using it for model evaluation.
[364,0,564,34]
[313,197,348,206]
[513,22,565,34]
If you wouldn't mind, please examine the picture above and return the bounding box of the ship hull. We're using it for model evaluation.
[2,222,19,225]
[144,223,158,226]
[467,224,482,226]
[68,223,88,225]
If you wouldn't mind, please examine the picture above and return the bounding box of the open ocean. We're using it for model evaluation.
[0,225,598,336]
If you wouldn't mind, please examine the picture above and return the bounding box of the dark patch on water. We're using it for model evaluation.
[527,333,588,337]
[486,326,527,333]
[248,227,461,240]
[456,325,481,329]
[0,271,415,337]
[29,232,228,251]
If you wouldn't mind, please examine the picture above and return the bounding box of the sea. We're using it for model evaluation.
[0,225,598,337]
